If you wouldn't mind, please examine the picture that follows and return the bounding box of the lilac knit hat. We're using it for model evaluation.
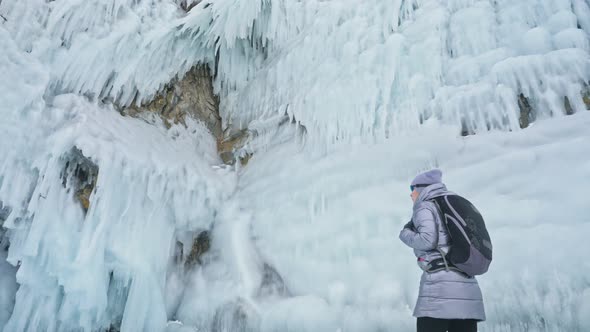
[411,169,443,188]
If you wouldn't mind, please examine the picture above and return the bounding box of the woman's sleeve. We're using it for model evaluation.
[399,208,439,251]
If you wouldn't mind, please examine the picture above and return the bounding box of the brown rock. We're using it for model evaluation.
[61,147,99,215]
[76,186,94,212]
[185,230,211,268]
[582,83,590,110]
[218,129,252,165]
[124,65,221,137]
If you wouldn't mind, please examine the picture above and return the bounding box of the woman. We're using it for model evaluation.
[399,169,485,332]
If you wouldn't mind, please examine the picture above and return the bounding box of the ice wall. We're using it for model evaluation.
[0,0,215,107]
[215,0,590,144]
[3,0,588,141]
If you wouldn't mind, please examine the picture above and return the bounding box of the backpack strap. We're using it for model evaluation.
[424,257,472,278]
[429,196,453,273]
[437,248,450,271]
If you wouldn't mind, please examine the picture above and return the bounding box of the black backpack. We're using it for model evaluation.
[430,195,492,276]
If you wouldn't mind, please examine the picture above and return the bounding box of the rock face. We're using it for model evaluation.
[184,230,211,268]
[171,229,213,270]
[124,65,222,138]
[60,147,99,214]
[121,64,257,165]
[583,83,590,110]
[518,93,534,129]
[218,129,252,165]
[122,64,293,166]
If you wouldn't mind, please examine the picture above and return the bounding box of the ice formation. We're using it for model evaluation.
[1,0,589,331]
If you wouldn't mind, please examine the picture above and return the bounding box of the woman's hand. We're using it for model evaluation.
[403,220,415,230]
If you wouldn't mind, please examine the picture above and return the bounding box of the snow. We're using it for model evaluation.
[1,0,590,331]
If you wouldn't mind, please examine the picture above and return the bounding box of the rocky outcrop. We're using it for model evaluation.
[171,229,213,270]
[124,65,221,138]
[60,147,99,214]
[120,64,256,165]
[218,129,252,165]
[582,83,590,110]
[518,93,534,129]
[120,65,308,167]
[184,230,211,268]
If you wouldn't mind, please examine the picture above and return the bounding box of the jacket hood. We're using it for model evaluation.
[414,183,452,209]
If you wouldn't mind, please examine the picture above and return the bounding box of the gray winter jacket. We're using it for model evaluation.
[399,183,485,321]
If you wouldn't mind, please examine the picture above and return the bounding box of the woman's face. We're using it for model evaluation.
[411,189,420,202]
